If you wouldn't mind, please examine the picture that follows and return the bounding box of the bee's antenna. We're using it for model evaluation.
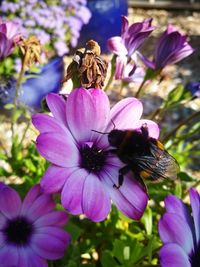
[91,129,110,135]
[111,119,116,129]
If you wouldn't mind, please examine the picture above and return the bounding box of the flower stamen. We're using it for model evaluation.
[80,144,106,172]
[4,216,34,245]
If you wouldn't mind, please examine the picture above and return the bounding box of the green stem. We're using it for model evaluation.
[162,110,200,143]
[135,78,147,98]
[0,140,8,157]
[104,55,116,92]
[11,63,26,141]
[18,120,31,148]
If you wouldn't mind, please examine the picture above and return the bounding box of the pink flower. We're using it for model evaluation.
[32,88,159,222]
[0,17,21,60]
[0,183,70,267]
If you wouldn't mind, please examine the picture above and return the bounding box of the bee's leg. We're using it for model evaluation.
[134,174,148,194]
[113,165,130,189]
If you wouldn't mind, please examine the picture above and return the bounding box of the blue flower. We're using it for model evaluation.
[186,81,200,98]
[159,188,200,267]
[0,57,64,111]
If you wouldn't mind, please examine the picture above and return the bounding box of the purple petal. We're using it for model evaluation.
[0,245,19,266]
[32,114,66,134]
[5,21,20,40]
[61,168,88,215]
[31,233,67,260]
[0,33,8,58]
[82,173,111,222]
[121,16,129,37]
[101,167,148,220]
[88,88,110,139]
[189,188,200,244]
[0,185,21,219]
[160,243,190,267]
[109,97,143,130]
[132,119,160,139]
[137,51,155,69]
[66,88,110,143]
[115,55,127,80]
[0,232,5,247]
[0,213,7,229]
[159,213,194,255]
[107,36,127,56]
[20,185,42,215]
[41,165,77,193]
[24,194,55,221]
[36,132,79,167]
[164,195,193,232]
[46,93,67,126]
[34,211,68,227]
[18,247,48,267]
[36,226,70,247]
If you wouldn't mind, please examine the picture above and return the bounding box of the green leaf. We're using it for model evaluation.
[101,251,119,267]
[4,103,14,110]
[174,182,182,198]
[65,221,83,242]
[113,239,125,263]
[141,207,152,236]
[178,172,194,182]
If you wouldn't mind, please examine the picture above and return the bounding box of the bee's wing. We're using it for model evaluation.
[134,144,179,181]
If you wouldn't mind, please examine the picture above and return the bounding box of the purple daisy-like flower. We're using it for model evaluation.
[32,88,159,222]
[107,16,154,58]
[0,183,70,267]
[107,16,154,80]
[159,188,200,267]
[0,17,21,60]
[141,24,194,70]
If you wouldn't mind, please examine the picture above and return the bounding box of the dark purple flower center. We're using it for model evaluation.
[4,216,34,245]
[80,144,106,172]
[191,244,200,267]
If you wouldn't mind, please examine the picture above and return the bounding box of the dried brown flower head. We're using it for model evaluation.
[63,40,108,89]
[19,36,42,69]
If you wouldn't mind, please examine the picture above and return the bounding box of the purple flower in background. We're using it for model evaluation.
[142,24,194,70]
[186,81,200,98]
[0,17,21,60]
[159,188,200,267]
[107,16,154,80]
[116,61,145,83]
[107,16,154,58]
[32,88,159,222]
[0,183,70,267]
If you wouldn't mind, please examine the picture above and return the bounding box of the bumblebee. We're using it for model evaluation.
[107,124,179,191]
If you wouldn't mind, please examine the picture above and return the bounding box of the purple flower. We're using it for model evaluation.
[107,16,154,80]
[123,64,145,83]
[186,81,200,98]
[107,16,154,58]
[116,61,145,83]
[0,183,70,266]
[158,188,200,267]
[142,24,194,70]
[0,17,21,60]
[32,88,159,222]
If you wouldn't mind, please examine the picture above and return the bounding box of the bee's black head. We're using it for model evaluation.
[108,129,126,148]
